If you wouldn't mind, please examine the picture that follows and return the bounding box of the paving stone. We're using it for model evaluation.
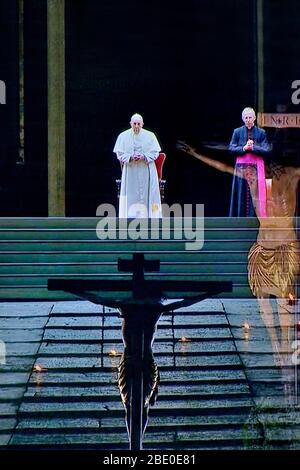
[31,355,175,370]
[0,418,17,429]
[246,368,287,382]
[104,306,120,314]
[10,432,129,445]
[157,316,173,326]
[0,387,27,401]
[0,358,38,374]
[0,303,53,317]
[174,327,231,339]
[251,382,292,398]
[0,434,12,445]
[253,396,297,409]
[103,355,174,369]
[32,357,106,369]
[25,384,119,398]
[230,327,273,341]
[227,313,293,329]
[162,369,247,381]
[258,410,300,425]
[154,398,253,411]
[0,403,18,416]
[43,329,117,341]
[18,397,253,415]
[51,301,103,314]
[28,371,117,385]
[47,317,103,328]
[103,316,121,326]
[39,343,124,356]
[139,342,175,354]
[240,353,280,368]
[225,315,266,328]
[16,417,101,429]
[144,443,260,450]
[175,299,223,312]
[4,343,40,356]
[174,340,236,353]
[19,401,124,413]
[176,427,261,442]
[0,372,30,386]
[24,382,249,400]
[264,426,300,443]
[221,299,260,315]
[0,330,44,343]
[102,413,256,429]
[235,340,278,354]
[173,314,228,325]
[146,329,173,340]
[102,341,174,355]
[0,318,49,329]
[175,354,241,368]
[159,382,250,395]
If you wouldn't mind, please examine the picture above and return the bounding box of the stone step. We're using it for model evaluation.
[42,327,232,341]
[18,397,253,415]
[24,382,250,398]
[16,414,257,431]
[45,314,230,327]
[27,369,247,385]
[36,340,237,355]
[9,427,262,449]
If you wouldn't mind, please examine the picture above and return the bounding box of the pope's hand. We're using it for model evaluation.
[132,154,143,161]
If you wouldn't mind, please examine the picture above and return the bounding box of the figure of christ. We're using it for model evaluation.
[117,307,160,444]
[177,141,300,370]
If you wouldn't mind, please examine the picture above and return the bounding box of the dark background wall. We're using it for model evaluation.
[0,0,19,214]
[1,0,300,216]
[0,0,47,215]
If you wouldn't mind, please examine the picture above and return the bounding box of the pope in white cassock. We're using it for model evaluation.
[113,113,162,218]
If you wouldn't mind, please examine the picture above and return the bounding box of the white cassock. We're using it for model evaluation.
[113,128,162,218]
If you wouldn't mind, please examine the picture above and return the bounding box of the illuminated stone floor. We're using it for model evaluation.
[0,299,299,450]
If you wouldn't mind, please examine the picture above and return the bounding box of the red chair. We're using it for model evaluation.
[155,152,166,202]
[155,152,166,180]
[116,152,167,202]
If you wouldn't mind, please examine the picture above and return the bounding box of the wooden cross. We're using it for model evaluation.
[118,253,160,299]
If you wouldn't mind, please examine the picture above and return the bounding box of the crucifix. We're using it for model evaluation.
[48,254,231,450]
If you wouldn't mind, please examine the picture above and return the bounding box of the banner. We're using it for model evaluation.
[257,112,300,128]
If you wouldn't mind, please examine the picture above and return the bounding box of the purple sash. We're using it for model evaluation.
[236,153,266,218]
